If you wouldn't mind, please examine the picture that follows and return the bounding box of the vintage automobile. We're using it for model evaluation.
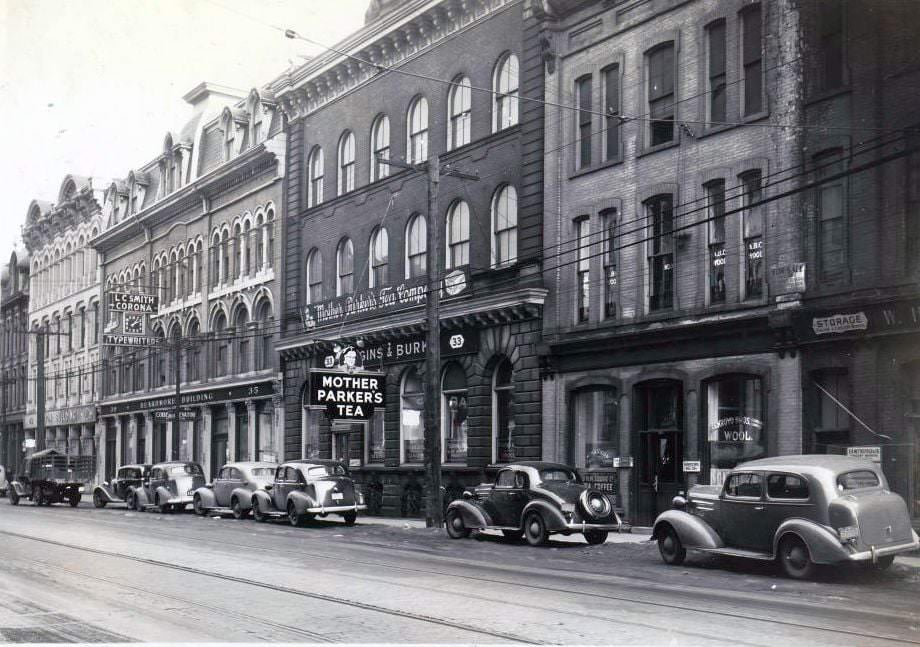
[126,461,206,513]
[192,461,276,519]
[250,459,366,526]
[652,455,920,579]
[0,464,7,497]
[8,449,92,507]
[93,464,152,508]
[445,462,627,546]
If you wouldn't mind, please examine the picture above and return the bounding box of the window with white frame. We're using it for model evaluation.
[647,43,676,146]
[370,114,390,181]
[493,53,519,131]
[305,249,323,304]
[336,238,354,296]
[448,76,472,150]
[407,97,429,163]
[741,171,765,299]
[338,131,355,195]
[308,146,324,207]
[706,180,727,304]
[406,214,427,279]
[369,227,389,288]
[491,185,518,267]
[446,201,470,269]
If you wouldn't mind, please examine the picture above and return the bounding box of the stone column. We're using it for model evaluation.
[202,406,213,477]
[247,400,257,461]
[114,418,123,469]
[273,393,284,463]
[94,420,105,484]
[166,421,174,461]
[143,413,153,463]
[226,402,237,463]
[68,426,79,456]
[181,418,193,462]
[128,416,138,463]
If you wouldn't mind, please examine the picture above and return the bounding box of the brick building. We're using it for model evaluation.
[538,0,806,525]
[271,0,546,516]
[793,0,920,520]
[0,247,30,476]
[91,82,286,481]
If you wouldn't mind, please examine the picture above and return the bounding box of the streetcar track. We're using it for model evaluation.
[5,508,920,644]
[0,529,540,645]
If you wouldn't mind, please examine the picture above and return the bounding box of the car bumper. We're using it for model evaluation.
[167,495,194,505]
[847,536,920,562]
[305,504,367,514]
[565,521,627,532]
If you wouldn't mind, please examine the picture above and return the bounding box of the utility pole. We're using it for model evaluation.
[173,339,181,460]
[35,327,46,451]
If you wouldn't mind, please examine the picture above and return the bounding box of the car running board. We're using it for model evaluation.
[697,547,775,561]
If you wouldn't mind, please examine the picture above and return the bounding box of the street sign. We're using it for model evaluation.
[612,456,633,468]
[847,446,882,463]
[682,461,701,473]
[153,409,197,421]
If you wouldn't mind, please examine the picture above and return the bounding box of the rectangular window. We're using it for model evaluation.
[647,195,674,311]
[817,371,849,432]
[741,5,763,116]
[239,339,250,373]
[815,151,846,281]
[575,217,591,323]
[602,209,618,318]
[708,375,765,471]
[819,1,844,91]
[707,20,727,124]
[707,180,727,304]
[576,76,592,170]
[742,171,765,298]
[647,44,675,147]
[603,66,620,161]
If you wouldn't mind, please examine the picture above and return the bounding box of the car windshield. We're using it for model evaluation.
[306,464,347,477]
[837,470,880,491]
[539,468,581,484]
[250,468,275,478]
[167,464,202,476]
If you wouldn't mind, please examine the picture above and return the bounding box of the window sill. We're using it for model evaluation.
[568,157,625,180]
[805,86,851,106]
[696,123,735,140]
[637,139,680,159]
[741,109,770,124]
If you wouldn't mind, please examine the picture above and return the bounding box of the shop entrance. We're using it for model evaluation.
[153,422,167,463]
[634,381,683,526]
[136,415,146,464]
[211,408,229,479]
[105,422,116,480]
[331,421,363,468]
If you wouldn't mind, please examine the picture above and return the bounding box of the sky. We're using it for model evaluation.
[0,0,367,260]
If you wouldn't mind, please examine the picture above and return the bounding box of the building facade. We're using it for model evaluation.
[272,0,546,516]
[539,0,806,526]
[0,248,30,476]
[23,178,106,471]
[91,83,286,481]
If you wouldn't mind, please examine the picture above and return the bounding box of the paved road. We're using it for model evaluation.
[0,501,917,644]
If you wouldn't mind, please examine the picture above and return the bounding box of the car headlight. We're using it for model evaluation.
[837,525,859,543]
[561,503,575,513]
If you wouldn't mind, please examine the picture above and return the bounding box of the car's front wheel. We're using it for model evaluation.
[445,509,470,539]
[193,494,206,516]
[778,535,815,580]
[252,499,267,523]
[871,555,895,571]
[288,503,304,527]
[524,512,548,546]
[584,530,608,545]
[231,497,248,520]
[657,524,686,565]
[342,511,357,526]
[9,488,19,506]
[68,491,81,507]
[93,491,106,508]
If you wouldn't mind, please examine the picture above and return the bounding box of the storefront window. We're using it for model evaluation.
[570,388,618,469]
[707,375,765,477]
[301,407,322,460]
[906,363,920,518]
[257,406,274,463]
[401,368,424,463]
[367,411,385,464]
[442,363,468,464]
[235,406,248,461]
[493,360,514,463]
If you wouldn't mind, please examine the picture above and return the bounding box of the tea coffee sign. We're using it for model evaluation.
[309,370,385,420]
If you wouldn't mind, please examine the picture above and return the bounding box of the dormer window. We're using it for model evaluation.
[224,124,235,160]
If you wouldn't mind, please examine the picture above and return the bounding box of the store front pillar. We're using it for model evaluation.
[114,418,123,469]
[246,400,257,462]
[143,413,153,464]
[201,406,213,477]
[226,403,237,463]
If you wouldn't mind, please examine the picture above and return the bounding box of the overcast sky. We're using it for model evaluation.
[0,0,367,260]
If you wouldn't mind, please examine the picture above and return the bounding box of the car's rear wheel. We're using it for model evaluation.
[288,503,303,527]
[252,499,267,523]
[778,535,815,580]
[9,489,19,506]
[343,511,357,526]
[34,489,44,506]
[524,512,548,546]
[584,530,608,545]
[871,555,895,571]
[445,509,470,539]
[193,494,206,516]
[231,497,248,520]
[657,524,686,565]
[155,494,168,514]
[68,492,81,507]
[93,491,106,508]
[502,529,523,542]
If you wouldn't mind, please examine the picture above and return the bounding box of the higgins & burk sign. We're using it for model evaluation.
[309,370,385,420]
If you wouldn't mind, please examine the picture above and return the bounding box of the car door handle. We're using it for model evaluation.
[753,506,765,511]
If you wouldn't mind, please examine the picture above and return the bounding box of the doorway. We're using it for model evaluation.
[105,420,117,480]
[331,421,363,468]
[153,422,167,463]
[136,415,146,464]
[211,408,229,479]
[634,380,683,526]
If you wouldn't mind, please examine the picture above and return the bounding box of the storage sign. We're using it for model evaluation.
[309,370,385,420]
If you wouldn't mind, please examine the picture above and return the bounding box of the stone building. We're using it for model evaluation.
[539,0,806,525]
[0,247,30,476]
[23,177,106,471]
[91,82,286,480]
[271,0,546,516]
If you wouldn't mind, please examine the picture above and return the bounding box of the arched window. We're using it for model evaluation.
[369,227,389,288]
[446,201,470,269]
[400,368,424,463]
[308,146,324,207]
[264,207,275,269]
[336,238,354,296]
[195,241,203,294]
[405,214,427,279]
[448,76,472,150]
[232,223,243,279]
[305,249,323,304]
[233,307,249,374]
[243,220,253,276]
[407,96,429,163]
[256,300,273,371]
[491,185,518,267]
[224,118,235,160]
[370,114,390,182]
[493,53,520,132]
[210,233,221,288]
[442,363,468,464]
[338,131,356,195]
[186,319,200,382]
[570,387,618,469]
[493,359,514,463]
[177,248,186,298]
[213,312,228,377]
[220,230,231,284]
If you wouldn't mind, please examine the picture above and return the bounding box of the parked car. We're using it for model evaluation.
[251,460,366,526]
[126,461,205,513]
[652,455,920,579]
[0,464,7,497]
[8,449,91,507]
[93,464,151,508]
[192,461,276,519]
[445,462,627,546]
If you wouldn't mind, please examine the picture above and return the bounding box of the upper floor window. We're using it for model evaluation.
[446,201,470,269]
[493,53,519,132]
[818,1,845,92]
[407,97,429,164]
[338,131,355,196]
[603,65,621,162]
[601,208,618,318]
[370,114,390,182]
[741,5,763,116]
[491,185,518,267]
[815,150,846,281]
[707,20,727,124]
[706,180,727,305]
[741,171,765,299]
[575,216,591,323]
[448,76,472,150]
[406,214,427,279]
[336,238,354,296]
[369,227,389,288]
[224,121,235,160]
[646,194,674,311]
[575,75,592,170]
[647,43,676,147]
[308,146,324,207]
[306,249,323,304]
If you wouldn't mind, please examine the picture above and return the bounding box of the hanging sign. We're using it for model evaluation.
[103,291,157,346]
[153,409,197,421]
[309,370,385,420]
[682,460,701,473]
[108,292,158,313]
